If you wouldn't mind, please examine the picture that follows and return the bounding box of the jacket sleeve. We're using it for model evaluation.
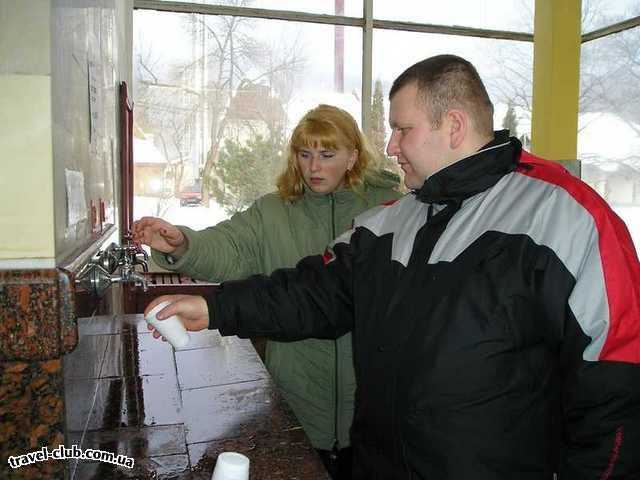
[151,200,265,282]
[556,205,640,479]
[204,229,357,342]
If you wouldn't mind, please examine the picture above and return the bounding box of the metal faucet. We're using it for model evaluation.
[76,239,150,297]
[110,265,149,293]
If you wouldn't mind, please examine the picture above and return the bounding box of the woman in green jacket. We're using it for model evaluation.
[132,104,400,479]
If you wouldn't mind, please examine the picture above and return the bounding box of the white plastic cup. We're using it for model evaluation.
[145,300,190,349]
[211,452,250,480]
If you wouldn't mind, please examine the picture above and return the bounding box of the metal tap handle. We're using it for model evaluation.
[133,255,149,272]
[75,240,151,297]
[127,271,149,292]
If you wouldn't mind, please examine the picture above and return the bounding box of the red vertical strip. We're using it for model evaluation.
[119,81,134,241]
[334,0,344,93]
[90,200,97,234]
[99,198,105,233]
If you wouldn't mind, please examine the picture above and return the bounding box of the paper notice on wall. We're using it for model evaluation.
[66,169,87,227]
[88,59,99,147]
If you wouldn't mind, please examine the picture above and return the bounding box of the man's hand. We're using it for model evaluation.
[132,217,186,254]
[144,295,210,341]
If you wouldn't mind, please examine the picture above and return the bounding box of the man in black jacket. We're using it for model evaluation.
[146,55,640,479]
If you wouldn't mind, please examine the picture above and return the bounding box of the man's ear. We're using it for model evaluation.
[446,109,467,150]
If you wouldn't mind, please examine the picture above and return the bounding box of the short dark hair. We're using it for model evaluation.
[389,54,494,136]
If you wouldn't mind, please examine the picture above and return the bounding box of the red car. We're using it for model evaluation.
[178,182,202,207]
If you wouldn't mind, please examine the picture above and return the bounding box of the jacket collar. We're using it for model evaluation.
[302,185,360,205]
[414,130,521,206]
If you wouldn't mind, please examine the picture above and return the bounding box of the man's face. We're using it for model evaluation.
[387,83,451,189]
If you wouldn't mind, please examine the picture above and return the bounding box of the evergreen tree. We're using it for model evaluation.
[213,131,286,214]
[371,79,387,157]
[370,79,401,176]
[502,103,519,137]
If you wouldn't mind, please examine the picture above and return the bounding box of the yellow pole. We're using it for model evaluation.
[531,0,582,160]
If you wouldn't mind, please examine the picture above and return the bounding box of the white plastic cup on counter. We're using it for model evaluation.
[145,300,190,349]
[211,452,250,480]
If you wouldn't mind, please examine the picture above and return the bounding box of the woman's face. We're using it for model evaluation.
[296,144,357,194]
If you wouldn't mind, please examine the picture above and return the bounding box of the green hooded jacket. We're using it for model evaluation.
[152,170,401,450]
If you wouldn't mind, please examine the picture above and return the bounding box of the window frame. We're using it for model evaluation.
[133,0,534,134]
[133,0,639,145]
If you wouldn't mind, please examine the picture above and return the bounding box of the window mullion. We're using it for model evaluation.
[362,0,373,135]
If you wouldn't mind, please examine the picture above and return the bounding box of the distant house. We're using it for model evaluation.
[133,128,170,197]
[287,91,362,133]
[577,112,640,251]
[578,112,640,205]
[225,80,286,143]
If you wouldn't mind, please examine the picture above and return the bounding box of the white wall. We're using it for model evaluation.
[0,0,133,269]
[0,0,55,267]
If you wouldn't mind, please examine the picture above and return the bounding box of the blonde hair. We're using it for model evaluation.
[276,104,378,201]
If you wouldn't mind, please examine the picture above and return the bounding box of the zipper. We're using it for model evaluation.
[330,193,340,453]
[427,203,434,222]
[330,192,336,238]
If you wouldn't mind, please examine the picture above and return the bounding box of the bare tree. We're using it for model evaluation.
[134,27,202,196]
[581,5,640,136]
[178,6,305,203]
[133,1,306,207]
[485,0,640,134]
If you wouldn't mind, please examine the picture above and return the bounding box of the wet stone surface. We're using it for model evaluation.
[63,315,329,480]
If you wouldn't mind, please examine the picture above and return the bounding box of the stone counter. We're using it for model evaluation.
[62,314,329,479]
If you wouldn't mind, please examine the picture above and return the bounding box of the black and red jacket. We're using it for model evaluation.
[207,131,640,479]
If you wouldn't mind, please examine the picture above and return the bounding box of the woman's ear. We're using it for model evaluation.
[446,109,467,150]
[348,149,358,171]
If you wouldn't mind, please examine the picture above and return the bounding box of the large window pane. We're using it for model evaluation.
[371,30,533,182]
[372,0,534,33]
[579,28,640,252]
[153,0,364,18]
[582,0,639,34]
[133,10,361,232]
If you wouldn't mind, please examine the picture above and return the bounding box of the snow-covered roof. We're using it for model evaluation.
[134,134,166,164]
[578,113,640,162]
[286,91,363,132]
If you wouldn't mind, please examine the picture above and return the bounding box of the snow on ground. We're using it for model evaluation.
[612,204,640,255]
[133,196,232,266]
[134,196,230,231]
[578,113,640,161]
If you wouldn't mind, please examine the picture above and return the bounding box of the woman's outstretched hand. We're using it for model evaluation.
[132,217,186,254]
